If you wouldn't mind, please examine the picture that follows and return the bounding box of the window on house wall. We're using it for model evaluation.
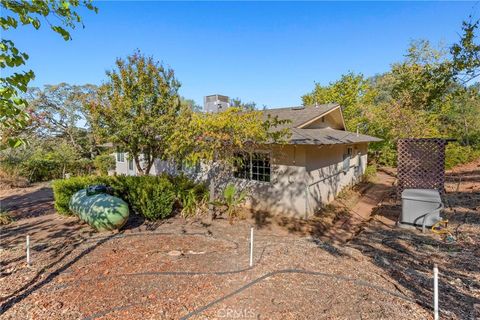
[128,158,134,171]
[343,146,353,172]
[234,152,270,182]
[347,147,353,156]
[117,152,125,162]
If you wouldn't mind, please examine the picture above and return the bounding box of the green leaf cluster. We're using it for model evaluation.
[302,37,480,168]
[89,51,182,175]
[1,0,97,148]
[168,106,291,166]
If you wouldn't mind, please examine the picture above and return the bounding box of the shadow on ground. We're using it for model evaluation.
[1,187,55,220]
[346,167,480,319]
[0,233,117,314]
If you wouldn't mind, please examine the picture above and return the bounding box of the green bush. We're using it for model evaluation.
[93,154,116,175]
[125,175,176,220]
[0,210,14,225]
[217,183,248,218]
[362,164,378,183]
[445,143,480,169]
[170,174,209,217]
[52,176,112,215]
[1,155,93,183]
[52,175,176,220]
[0,156,58,182]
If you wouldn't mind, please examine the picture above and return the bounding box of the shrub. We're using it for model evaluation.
[124,175,176,220]
[52,175,176,220]
[445,143,480,169]
[362,164,378,183]
[217,183,247,218]
[93,154,116,175]
[0,142,93,183]
[52,176,112,215]
[69,159,94,177]
[170,174,209,217]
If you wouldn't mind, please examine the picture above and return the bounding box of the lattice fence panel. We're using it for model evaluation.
[397,138,446,197]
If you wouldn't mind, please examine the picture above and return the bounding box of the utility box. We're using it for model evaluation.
[204,94,230,113]
[401,189,443,228]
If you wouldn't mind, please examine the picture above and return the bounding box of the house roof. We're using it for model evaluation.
[261,103,382,145]
[290,128,382,145]
[262,103,340,129]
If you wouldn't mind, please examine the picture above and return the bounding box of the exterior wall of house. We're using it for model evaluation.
[231,143,368,218]
[114,153,178,176]
[225,144,309,218]
[305,143,368,215]
[301,108,344,129]
[114,143,369,218]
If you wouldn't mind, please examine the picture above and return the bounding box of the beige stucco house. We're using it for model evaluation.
[114,103,380,218]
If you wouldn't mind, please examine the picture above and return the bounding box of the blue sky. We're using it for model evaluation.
[5,1,478,108]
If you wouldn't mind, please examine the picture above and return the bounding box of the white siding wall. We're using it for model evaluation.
[114,144,369,218]
[306,143,368,216]
[227,143,369,218]
[115,153,176,176]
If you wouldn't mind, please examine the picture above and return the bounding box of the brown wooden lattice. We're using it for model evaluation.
[397,138,446,197]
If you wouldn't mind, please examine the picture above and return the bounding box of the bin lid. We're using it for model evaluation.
[401,189,441,202]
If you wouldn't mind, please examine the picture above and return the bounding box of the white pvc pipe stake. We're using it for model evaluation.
[434,264,439,320]
[26,235,30,266]
[249,227,254,267]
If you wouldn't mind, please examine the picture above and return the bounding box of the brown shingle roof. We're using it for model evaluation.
[290,128,382,145]
[262,103,339,129]
[261,103,381,145]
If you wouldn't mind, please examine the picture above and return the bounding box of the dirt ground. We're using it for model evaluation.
[0,160,479,320]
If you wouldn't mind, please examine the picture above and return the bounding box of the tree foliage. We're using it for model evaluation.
[230,97,257,111]
[451,18,480,83]
[0,0,97,148]
[302,36,480,167]
[167,107,290,165]
[89,51,183,175]
[26,83,98,157]
[0,138,92,182]
[302,72,375,131]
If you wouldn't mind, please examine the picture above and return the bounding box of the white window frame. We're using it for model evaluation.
[234,152,271,183]
[117,152,125,162]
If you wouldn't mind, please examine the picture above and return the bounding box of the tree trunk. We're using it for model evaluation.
[145,157,154,175]
[134,155,145,175]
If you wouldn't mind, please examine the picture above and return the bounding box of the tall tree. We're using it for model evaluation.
[26,83,98,157]
[301,35,480,166]
[301,72,375,131]
[0,0,98,148]
[89,51,182,175]
[451,18,480,84]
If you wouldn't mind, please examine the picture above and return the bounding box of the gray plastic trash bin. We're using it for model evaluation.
[401,189,443,228]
